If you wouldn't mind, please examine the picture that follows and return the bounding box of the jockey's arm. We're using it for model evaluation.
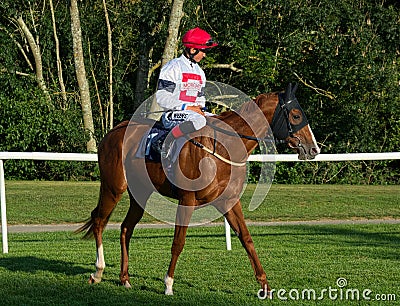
[156,59,206,112]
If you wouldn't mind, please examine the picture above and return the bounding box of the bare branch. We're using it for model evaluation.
[49,0,67,105]
[102,0,114,130]
[0,68,31,77]
[0,25,34,71]
[293,71,336,100]
[148,60,161,83]
[16,16,51,102]
[207,62,243,72]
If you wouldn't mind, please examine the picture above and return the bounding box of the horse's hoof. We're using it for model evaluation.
[165,288,173,295]
[123,280,132,289]
[257,285,272,299]
[164,274,174,295]
[88,273,101,284]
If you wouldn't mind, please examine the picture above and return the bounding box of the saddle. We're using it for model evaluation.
[135,120,170,162]
[135,120,186,163]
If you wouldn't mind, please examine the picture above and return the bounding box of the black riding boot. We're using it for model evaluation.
[161,121,196,160]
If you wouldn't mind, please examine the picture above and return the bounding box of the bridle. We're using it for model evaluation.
[270,92,309,150]
[204,92,308,144]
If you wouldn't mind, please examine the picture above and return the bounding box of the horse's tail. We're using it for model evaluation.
[75,216,95,239]
[75,212,98,239]
[75,205,112,239]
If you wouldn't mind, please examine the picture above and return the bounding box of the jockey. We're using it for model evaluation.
[156,27,218,140]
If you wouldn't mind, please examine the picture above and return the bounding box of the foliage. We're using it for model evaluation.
[0,79,97,180]
[0,0,398,183]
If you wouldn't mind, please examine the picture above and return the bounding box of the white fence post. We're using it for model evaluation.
[224,217,232,251]
[0,160,8,253]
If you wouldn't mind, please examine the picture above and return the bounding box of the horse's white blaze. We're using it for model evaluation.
[309,126,320,154]
[164,274,174,295]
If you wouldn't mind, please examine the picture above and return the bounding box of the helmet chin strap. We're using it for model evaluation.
[184,48,200,65]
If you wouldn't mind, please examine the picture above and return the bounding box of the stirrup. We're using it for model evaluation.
[161,137,175,160]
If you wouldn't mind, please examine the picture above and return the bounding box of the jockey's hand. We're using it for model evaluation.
[186,105,205,116]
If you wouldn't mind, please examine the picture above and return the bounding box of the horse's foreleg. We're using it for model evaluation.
[224,201,270,295]
[165,204,195,295]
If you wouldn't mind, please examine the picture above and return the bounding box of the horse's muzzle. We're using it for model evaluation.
[288,136,320,160]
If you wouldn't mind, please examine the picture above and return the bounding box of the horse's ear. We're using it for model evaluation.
[285,83,292,102]
[292,83,298,96]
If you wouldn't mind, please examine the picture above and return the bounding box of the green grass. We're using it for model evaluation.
[1,182,399,304]
[3,181,400,225]
[0,224,399,305]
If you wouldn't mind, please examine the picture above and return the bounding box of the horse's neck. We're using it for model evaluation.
[219,108,266,154]
[224,96,277,153]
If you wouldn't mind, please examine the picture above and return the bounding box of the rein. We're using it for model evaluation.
[187,138,247,167]
[185,114,277,168]
[207,121,272,143]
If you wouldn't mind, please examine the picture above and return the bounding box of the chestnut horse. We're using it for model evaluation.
[77,83,320,296]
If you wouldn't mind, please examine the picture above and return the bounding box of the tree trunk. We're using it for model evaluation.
[148,0,185,119]
[161,0,184,67]
[49,0,67,107]
[70,0,97,152]
[102,0,113,130]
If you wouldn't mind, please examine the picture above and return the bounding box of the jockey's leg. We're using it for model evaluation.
[162,112,206,159]
[169,110,206,138]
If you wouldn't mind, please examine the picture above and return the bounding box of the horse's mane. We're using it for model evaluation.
[215,92,278,121]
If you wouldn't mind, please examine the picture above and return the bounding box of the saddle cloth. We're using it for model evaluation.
[135,121,185,163]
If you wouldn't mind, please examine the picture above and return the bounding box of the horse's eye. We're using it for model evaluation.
[293,114,301,120]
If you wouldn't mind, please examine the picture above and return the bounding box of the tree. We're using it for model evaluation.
[49,0,67,106]
[0,0,398,182]
[16,16,51,103]
[70,0,96,152]
[102,0,113,130]
[148,0,185,119]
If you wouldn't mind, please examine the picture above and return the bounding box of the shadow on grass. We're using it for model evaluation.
[0,256,92,275]
[0,271,254,306]
[249,224,400,260]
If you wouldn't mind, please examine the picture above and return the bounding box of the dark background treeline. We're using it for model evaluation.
[0,0,398,184]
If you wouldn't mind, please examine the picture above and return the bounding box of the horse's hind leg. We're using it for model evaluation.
[119,188,152,288]
[89,184,125,284]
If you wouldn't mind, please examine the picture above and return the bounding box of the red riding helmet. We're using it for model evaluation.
[182,27,218,49]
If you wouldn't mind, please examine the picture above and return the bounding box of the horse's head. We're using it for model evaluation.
[269,83,320,160]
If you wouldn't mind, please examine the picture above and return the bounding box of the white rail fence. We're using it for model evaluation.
[1,151,399,254]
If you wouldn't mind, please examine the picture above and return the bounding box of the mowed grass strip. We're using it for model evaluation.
[0,224,399,305]
[4,181,400,225]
